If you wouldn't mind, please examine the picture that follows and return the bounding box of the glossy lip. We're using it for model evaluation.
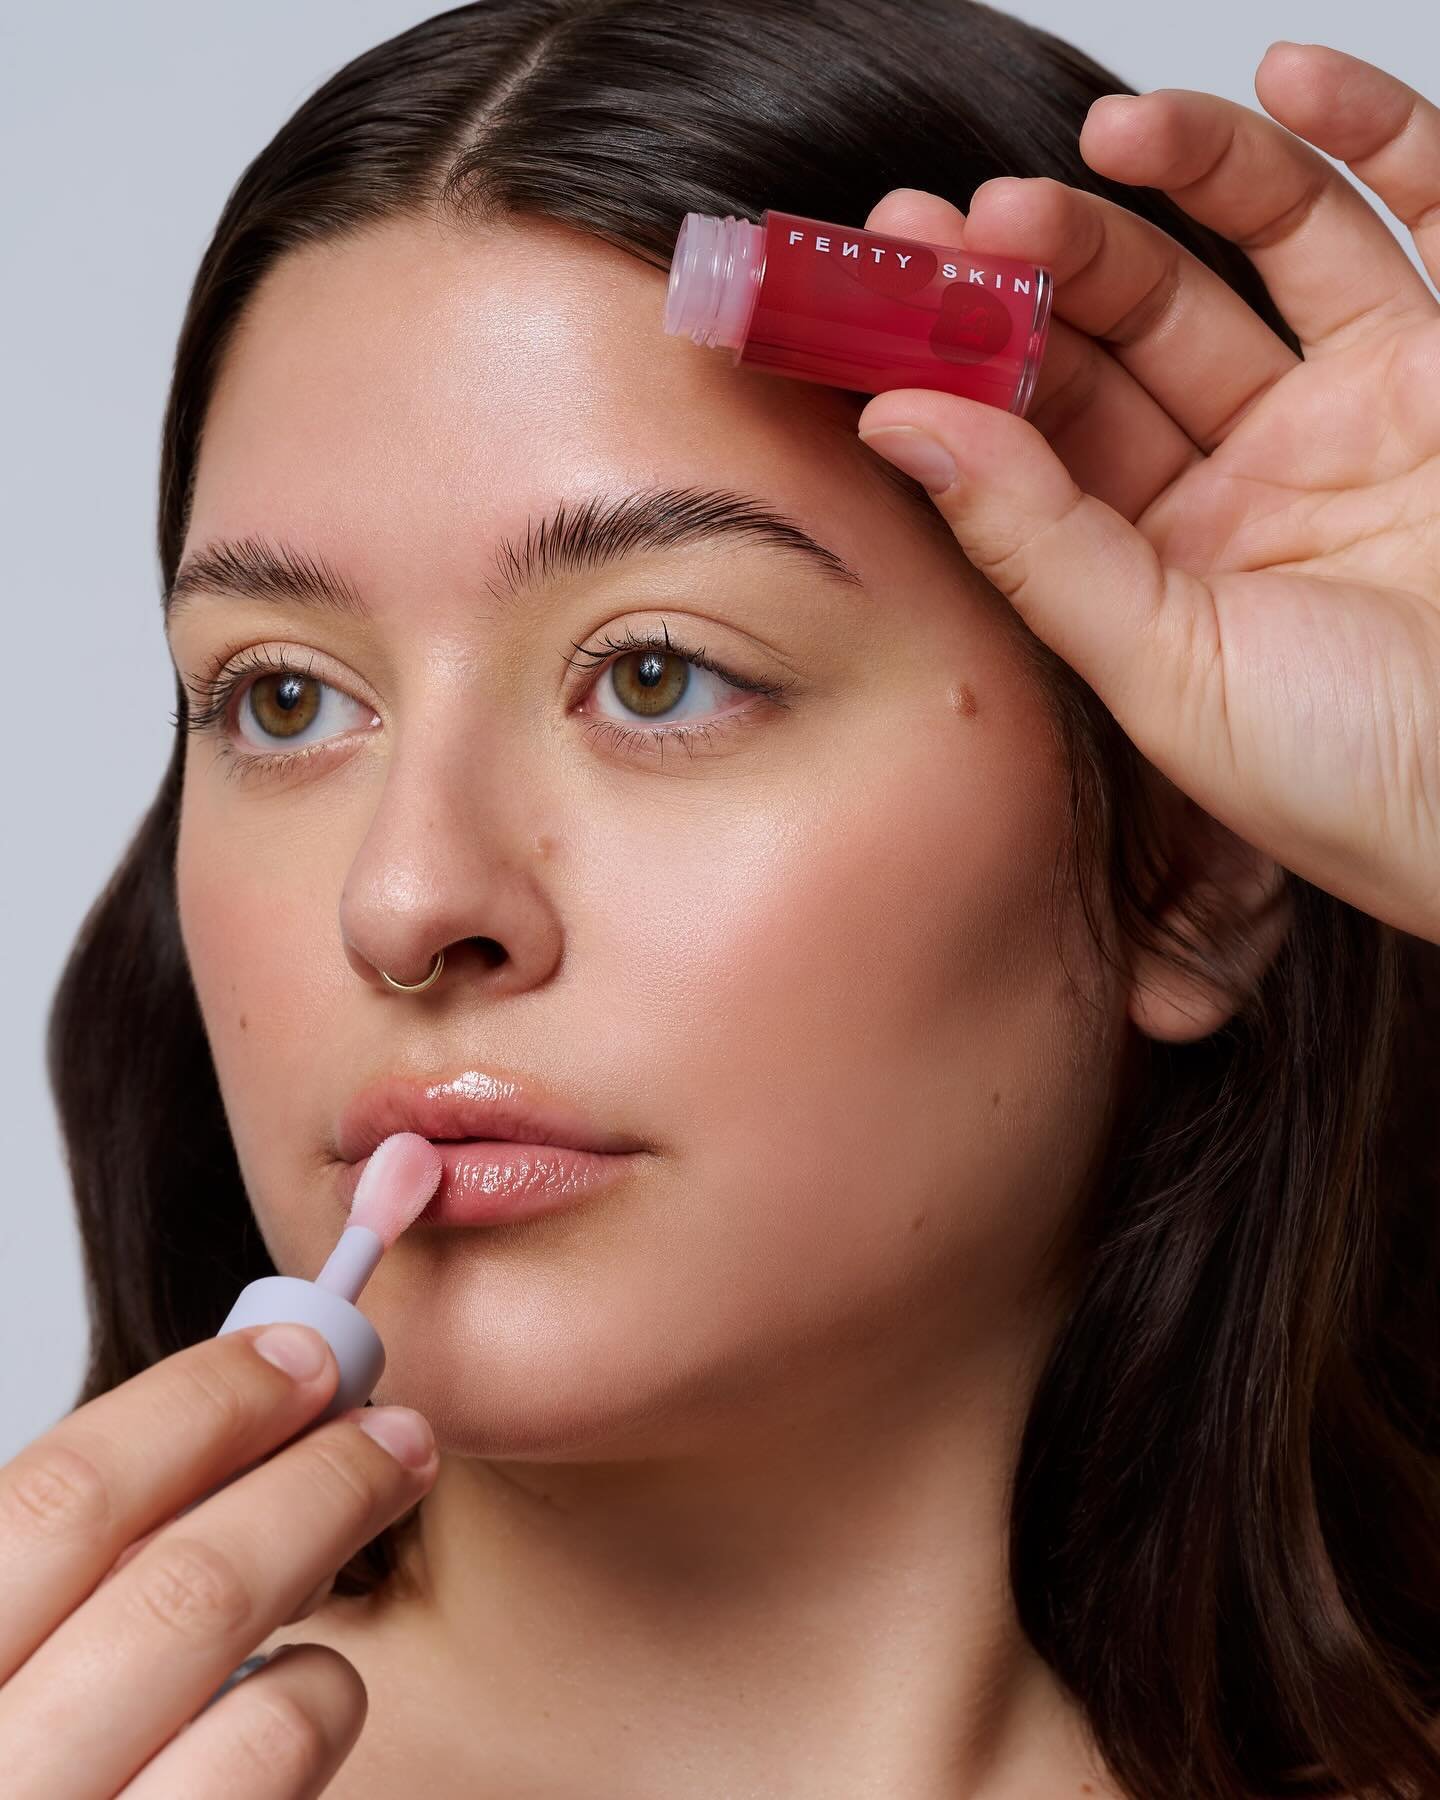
[335,1137,638,1228]
[333,1068,649,1229]
[335,1067,648,1165]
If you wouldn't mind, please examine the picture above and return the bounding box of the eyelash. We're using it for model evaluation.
[175,623,797,786]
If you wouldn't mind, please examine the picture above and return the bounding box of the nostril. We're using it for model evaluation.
[468,936,506,968]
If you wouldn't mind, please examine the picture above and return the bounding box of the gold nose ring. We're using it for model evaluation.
[379,949,445,993]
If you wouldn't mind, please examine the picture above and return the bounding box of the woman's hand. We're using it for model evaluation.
[0,1323,437,1796]
[857,40,1440,944]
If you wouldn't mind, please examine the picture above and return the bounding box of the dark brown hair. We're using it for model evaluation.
[46,3,1440,1793]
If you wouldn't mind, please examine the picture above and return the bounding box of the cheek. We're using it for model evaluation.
[175,776,342,1266]
[568,679,1119,1348]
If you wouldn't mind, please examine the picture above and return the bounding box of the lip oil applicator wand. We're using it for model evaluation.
[155,1132,445,1532]
[155,1132,445,1719]
[214,1130,445,1421]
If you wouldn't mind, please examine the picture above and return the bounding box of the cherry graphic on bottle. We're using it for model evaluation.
[930,281,1015,364]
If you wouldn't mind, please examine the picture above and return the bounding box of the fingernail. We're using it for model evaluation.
[253,1324,329,1381]
[857,426,958,495]
[355,1405,436,1470]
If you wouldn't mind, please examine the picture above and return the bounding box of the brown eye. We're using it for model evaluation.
[609,650,691,718]
[248,671,322,739]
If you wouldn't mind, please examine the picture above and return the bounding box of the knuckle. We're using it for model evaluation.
[302,1433,387,1514]
[129,1535,254,1641]
[1,1440,113,1541]
[1104,254,1184,350]
[172,1354,259,1455]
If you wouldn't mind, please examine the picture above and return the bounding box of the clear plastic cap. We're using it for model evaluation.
[663,212,765,351]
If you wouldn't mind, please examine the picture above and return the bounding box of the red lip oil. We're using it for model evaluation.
[663,208,1053,417]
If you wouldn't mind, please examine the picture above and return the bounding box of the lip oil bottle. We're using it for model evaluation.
[663,208,1053,417]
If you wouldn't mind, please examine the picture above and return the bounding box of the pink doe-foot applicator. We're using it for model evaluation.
[216,1131,444,1422]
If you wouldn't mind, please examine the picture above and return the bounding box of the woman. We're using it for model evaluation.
[5,2,1439,1794]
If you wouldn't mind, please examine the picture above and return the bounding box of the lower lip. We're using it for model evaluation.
[340,1139,640,1228]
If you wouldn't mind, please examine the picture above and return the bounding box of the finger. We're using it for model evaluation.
[105,1519,340,1605]
[120,1642,367,1799]
[1078,52,1438,359]
[854,388,1216,777]
[0,1324,338,1683]
[1253,43,1440,308]
[958,175,1299,453]
[865,188,1206,517]
[1019,311,1207,518]
[0,1404,435,1796]
[280,1572,337,1628]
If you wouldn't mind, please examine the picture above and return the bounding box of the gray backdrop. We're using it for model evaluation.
[4,2,1434,1461]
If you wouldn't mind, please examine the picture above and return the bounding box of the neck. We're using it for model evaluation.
[361,1291,1112,1798]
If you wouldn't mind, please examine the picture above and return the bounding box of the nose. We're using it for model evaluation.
[338,757,565,999]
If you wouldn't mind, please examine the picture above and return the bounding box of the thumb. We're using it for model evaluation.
[855,390,1213,769]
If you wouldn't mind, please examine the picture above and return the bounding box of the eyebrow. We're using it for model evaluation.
[163,486,866,627]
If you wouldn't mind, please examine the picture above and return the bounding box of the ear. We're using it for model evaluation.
[1125,781,1295,1045]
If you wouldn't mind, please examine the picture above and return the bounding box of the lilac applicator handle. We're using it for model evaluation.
[218,1271,385,1422]
[173,1272,385,1522]
[178,1134,442,1519]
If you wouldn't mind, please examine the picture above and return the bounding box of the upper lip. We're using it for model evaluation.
[336,1068,647,1164]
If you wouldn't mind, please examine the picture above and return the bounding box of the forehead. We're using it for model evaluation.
[188,212,908,576]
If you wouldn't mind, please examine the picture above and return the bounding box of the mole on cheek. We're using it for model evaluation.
[947,681,979,719]
[239,1013,248,1032]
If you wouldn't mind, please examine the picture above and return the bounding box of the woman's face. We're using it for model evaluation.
[170,212,1128,1455]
